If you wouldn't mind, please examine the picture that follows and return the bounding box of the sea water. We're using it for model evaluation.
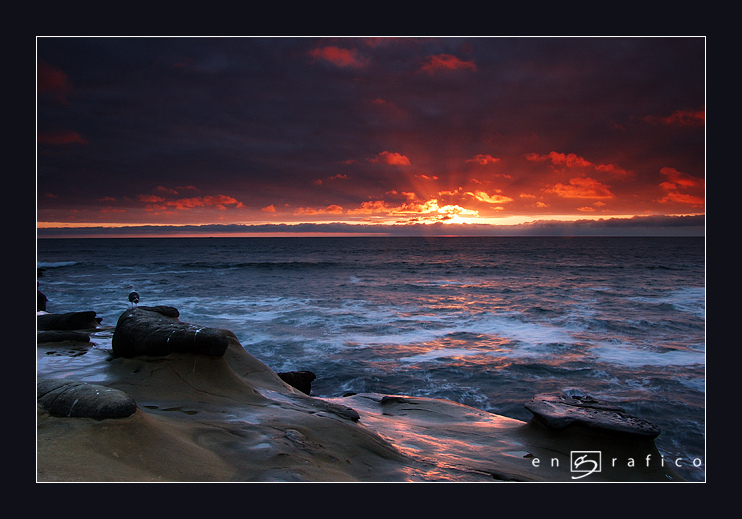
[36,236,706,481]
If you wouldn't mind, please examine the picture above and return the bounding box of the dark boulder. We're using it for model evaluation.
[111,306,230,358]
[37,378,137,419]
[277,370,317,395]
[37,311,102,331]
[37,289,48,312]
[137,305,180,318]
[524,392,661,439]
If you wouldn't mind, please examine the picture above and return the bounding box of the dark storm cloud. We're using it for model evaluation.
[39,38,377,203]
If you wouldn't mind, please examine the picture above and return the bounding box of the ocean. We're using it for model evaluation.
[36,236,706,482]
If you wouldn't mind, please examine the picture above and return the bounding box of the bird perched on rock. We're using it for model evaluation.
[128,291,140,308]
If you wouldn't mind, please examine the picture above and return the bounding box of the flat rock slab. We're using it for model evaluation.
[524,393,661,439]
[37,311,102,331]
[37,378,137,419]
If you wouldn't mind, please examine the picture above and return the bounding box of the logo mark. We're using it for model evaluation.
[570,451,601,480]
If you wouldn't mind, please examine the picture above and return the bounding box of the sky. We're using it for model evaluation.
[36,36,706,237]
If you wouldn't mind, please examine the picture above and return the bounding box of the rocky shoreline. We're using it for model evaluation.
[37,304,684,482]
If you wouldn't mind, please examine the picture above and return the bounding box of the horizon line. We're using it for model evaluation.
[36,214,705,239]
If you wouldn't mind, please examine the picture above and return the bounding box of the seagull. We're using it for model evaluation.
[128,291,140,308]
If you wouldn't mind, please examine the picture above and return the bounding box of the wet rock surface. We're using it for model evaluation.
[111,306,231,358]
[37,311,102,331]
[37,331,91,344]
[524,392,661,438]
[37,378,137,419]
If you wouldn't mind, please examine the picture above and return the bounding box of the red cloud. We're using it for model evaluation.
[644,109,705,126]
[527,151,629,177]
[370,151,411,165]
[466,154,500,165]
[595,163,629,177]
[37,60,72,105]
[167,195,241,210]
[37,131,88,145]
[527,151,592,168]
[660,167,704,189]
[546,177,614,199]
[295,205,344,215]
[309,46,367,68]
[657,192,705,206]
[138,193,243,210]
[137,194,167,204]
[657,167,704,207]
[420,54,477,73]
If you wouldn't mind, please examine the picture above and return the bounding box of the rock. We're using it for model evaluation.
[137,305,180,318]
[37,331,91,344]
[37,289,48,312]
[37,378,137,419]
[524,392,661,439]
[277,371,316,395]
[37,311,102,331]
[111,306,230,358]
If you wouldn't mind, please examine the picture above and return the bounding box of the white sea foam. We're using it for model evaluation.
[37,261,80,268]
[591,343,705,367]
[628,286,706,318]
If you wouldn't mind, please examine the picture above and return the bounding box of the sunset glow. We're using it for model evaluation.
[36,37,705,237]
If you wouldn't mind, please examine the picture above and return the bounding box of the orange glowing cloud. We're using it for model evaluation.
[346,201,390,215]
[527,151,629,177]
[138,193,243,211]
[370,151,411,165]
[344,197,478,223]
[420,54,477,73]
[594,163,630,177]
[466,154,500,165]
[657,192,705,206]
[527,151,593,168]
[295,205,344,215]
[660,167,704,189]
[168,195,243,210]
[657,167,704,207]
[261,205,276,212]
[137,194,167,204]
[309,45,367,68]
[545,177,614,199]
[467,190,514,205]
